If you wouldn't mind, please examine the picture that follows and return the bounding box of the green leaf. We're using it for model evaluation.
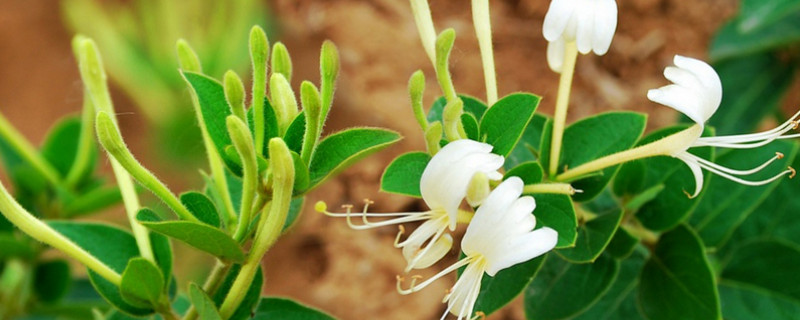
[479,93,540,157]
[0,233,34,259]
[282,197,305,233]
[212,264,263,320]
[690,140,797,248]
[48,221,155,316]
[505,161,544,185]
[535,194,577,248]
[639,224,720,320]
[506,114,549,169]
[380,152,431,198]
[739,0,800,32]
[614,125,714,231]
[605,227,639,259]
[182,72,238,170]
[150,232,173,290]
[557,112,647,201]
[710,11,800,61]
[308,128,401,189]
[524,253,619,320]
[718,281,800,320]
[721,240,800,304]
[189,283,222,320]
[253,297,335,320]
[705,54,796,135]
[557,209,623,263]
[34,259,71,303]
[136,209,244,263]
[180,192,220,227]
[63,186,123,217]
[120,258,164,307]
[40,116,96,182]
[573,248,648,320]
[284,113,306,154]
[427,95,489,122]
[471,255,545,317]
[461,113,480,140]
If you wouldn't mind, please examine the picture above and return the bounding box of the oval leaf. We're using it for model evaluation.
[557,209,623,263]
[380,152,431,198]
[189,283,222,320]
[308,128,401,188]
[639,224,720,320]
[136,209,244,263]
[180,191,220,227]
[534,194,578,249]
[479,93,540,157]
[253,297,335,320]
[120,257,164,307]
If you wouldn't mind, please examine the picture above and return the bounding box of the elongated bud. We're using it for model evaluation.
[271,42,293,83]
[76,38,114,114]
[227,115,258,241]
[268,138,295,190]
[96,112,198,222]
[270,73,299,135]
[224,70,247,121]
[250,26,269,153]
[465,172,490,207]
[300,81,322,164]
[425,121,443,155]
[320,40,339,123]
[435,29,458,103]
[443,99,467,141]
[227,116,256,170]
[71,34,89,62]
[176,39,202,73]
[409,70,428,131]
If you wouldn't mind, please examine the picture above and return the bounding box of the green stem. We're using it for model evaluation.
[65,90,96,187]
[548,41,578,176]
[95,112,199,223]
[219,139,295,318]
[0,181,122,285]
[0,111,63,189]
[471,0,498,106]
[556,125,702,181]
[435,29,458,103]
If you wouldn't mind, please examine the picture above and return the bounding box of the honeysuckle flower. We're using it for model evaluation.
[648,55,798,197]
[397,177,558,320]
[317,139,504,271]
[543,0,618,72]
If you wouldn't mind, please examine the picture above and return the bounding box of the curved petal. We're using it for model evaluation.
[673,55,722,116]
[485,227,558,276]
[574,3,595,54]
[543,0,574,42]
[591,0,618,55]
[462,177,524,256]
[405,233,453,270]
[547,38,566,73]
[675,152,705,198]
[647,84,706,126]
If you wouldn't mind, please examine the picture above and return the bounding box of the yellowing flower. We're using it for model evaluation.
[397,177,558,320]
[648,55,798,197]
[318,139,504,271]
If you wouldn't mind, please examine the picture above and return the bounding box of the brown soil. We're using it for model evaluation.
[0,0,749,319]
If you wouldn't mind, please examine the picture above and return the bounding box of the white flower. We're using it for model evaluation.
[543,0,618,72]
[397,177,558,320]
[317,139,504,271]
[648,55,799,197]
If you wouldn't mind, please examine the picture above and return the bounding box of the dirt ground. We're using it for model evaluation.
[0,0,744,319]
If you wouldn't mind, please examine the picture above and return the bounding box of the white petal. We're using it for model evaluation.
[547,38,566,73]
[543,0,574,42]
[444,261,485,320]
[400,218,443,257]
[406,233,453,270]
[591,0,618,55]
[574,4,595,54]
[485,227,558,276]
[673,55,722,115]
[462,177,524,256]
[647,85,706,126]
[675,152,705,198]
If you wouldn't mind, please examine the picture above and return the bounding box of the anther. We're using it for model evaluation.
[472,311,486,320]
[777,152,785,160]
[682,189,694,199]
[789,167,796,179]
[394,225,406,247]
[792,121,799,130]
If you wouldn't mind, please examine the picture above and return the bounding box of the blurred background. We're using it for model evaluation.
[0,0,797,319]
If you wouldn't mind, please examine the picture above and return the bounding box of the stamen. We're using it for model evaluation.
[694,153,783,176]
[394,225,406,247]
[316,200,431,230]
[698,159,794,186]
[695,110,800,148]
[396,257,473,295]
[471,312,486,320]
[789,167,796,179]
